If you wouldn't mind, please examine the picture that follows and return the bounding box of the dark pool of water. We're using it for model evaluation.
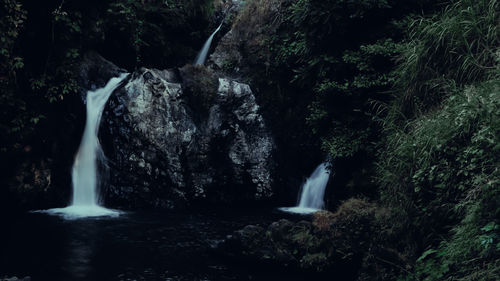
[0,209,311,281]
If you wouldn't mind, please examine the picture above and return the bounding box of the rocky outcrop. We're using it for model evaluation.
[100,65,275,209]
[220,199,410,280]
[77,51,127,96]
[208,0,285,76]
[212,0,245,22]
[206,0,328,206]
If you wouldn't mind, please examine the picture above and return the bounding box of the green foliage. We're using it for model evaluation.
[376,1,500,280]
[259,0,435,194]
[106,0,214,66]
[410,193,500,281]
[393,0,499,120]
[0,0,26,74]
[381,81,500,280]
[0,0,28,151]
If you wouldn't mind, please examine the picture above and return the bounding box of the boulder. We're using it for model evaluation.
[222,222,299,267]
[100,65,275,209]
[219,199,409,279]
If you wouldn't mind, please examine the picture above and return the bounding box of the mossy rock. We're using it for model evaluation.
[221,198,407,279]
[179,65,218,117]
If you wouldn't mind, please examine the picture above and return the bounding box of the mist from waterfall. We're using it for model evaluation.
[194,22,223,65]
[280,163,330,214]
[44,73,128,219]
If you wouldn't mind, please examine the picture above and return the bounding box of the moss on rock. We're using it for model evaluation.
[221,198,409,279]
[179,64,219,117]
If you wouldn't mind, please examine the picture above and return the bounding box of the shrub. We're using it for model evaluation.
[376,1,500,279]
[392,0,499,119]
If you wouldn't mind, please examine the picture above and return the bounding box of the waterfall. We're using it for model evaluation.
[280,163,330,214]
[194,22,223,65]
[45,74,128,219]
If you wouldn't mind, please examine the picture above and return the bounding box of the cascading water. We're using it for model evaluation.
[194,22,223,65]
[280,163,330,214]
[45,73,128,219]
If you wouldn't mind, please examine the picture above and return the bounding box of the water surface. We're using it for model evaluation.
[0,210,312,281]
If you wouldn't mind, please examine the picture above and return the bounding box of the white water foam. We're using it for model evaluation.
[43,205,121,220]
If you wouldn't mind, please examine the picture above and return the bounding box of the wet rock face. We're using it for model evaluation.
[101,66,274,209]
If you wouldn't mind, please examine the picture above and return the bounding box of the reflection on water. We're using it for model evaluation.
[63,221,99,280]
[0,211,308,281]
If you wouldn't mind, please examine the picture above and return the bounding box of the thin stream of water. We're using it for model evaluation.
[280,163,330,214]
[194,22,223,65]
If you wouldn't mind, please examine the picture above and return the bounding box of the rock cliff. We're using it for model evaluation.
[100,65,275,209]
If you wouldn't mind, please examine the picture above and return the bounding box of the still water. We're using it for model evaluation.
[0,210,312,281]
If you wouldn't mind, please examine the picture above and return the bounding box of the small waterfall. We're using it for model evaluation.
[45,73,128,219]
[194,22,223,65]
[280,163,330,214]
